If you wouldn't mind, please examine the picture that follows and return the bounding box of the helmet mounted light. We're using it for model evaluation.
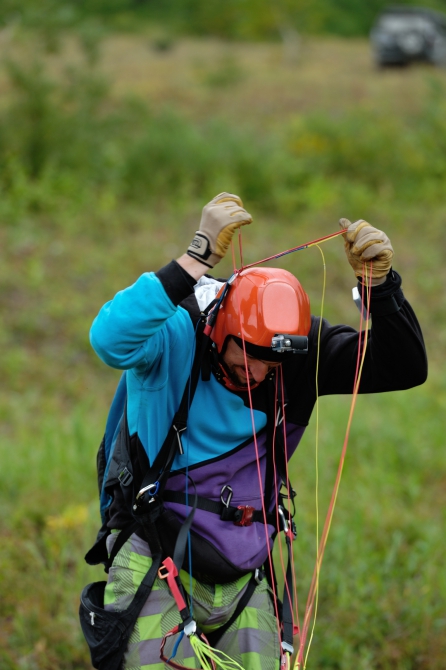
[271,334,308,354]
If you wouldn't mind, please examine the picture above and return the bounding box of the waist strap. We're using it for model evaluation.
[162,489,288,528]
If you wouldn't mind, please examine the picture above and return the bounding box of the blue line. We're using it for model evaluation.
[170,631,184,660]
[184,318,202,615]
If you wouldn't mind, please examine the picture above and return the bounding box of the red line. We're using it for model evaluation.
[240,229,347,271]
[232,283,283,647]
[272,370,299,641]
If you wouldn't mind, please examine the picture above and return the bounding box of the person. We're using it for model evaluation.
[85,193,427,670]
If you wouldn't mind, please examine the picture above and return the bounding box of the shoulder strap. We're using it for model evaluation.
[263,370,291,507]
[99,372,128,522]
[132,315,209,513]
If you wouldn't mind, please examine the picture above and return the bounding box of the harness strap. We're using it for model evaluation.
[205,571,262,648]
[261,372,297,655]
[133,316,209,515]
[162,489,293,528]
[263,379,278,509]
[278,510,297,654]
[105,521,139,572]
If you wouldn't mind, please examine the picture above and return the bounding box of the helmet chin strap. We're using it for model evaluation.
[218,361,261,392]
[210,348,261,392]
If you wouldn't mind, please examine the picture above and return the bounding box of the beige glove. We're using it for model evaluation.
[187,193,252,267]
[340,218,394,285]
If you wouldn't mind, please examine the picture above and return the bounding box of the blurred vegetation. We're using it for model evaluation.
[1,0,446,38]
[0,21,445,670]
[1,53,446,215]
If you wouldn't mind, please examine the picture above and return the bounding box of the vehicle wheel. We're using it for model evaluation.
[374,57,408,69]
[373,50,406,68]
[397,30,425,56]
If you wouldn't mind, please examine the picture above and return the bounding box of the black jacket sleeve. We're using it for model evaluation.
[155,260,197,306]
[283,271,427,425]
[312,270,427,396]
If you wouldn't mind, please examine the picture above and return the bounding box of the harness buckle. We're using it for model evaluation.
[158,557,188,612]
[234,505,255,526]
[220,484,233,508]
[281,641,294,655]
[173,424,186,455]
[157,563,170,580]
[118,466,133,487]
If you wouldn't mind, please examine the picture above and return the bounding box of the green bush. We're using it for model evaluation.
[1,60,445,224]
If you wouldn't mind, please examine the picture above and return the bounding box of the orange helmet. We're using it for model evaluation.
[211,267,311,360]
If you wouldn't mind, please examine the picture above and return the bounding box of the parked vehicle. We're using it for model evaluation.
[370,5,446,66]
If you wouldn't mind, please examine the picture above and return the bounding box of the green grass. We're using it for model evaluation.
[0,30,445,669]
[292,386,446,668]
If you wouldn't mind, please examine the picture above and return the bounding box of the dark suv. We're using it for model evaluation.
[370,5,446,66]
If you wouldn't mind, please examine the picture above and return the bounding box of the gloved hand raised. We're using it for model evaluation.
[187,193,252,268]
[340,218,394,285]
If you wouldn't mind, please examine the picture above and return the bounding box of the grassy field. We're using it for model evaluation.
[2,30,445,120]
[0,28,445,669]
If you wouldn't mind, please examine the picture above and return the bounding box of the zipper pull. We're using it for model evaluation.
[90,612,95,626]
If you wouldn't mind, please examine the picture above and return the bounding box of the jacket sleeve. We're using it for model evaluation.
[89,261,197,370]
[313,270,428,396]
